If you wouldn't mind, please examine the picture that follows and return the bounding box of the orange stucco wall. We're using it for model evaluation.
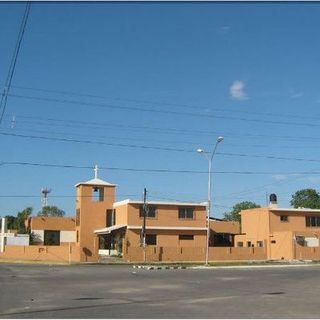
[295,246,320,260]
[269,210,320,233]
[123,245,267,262]
[113,204,128,225]
[210,220,240,234]
[76,184,115,262]
[120,203,207,228]
[126,229,206,248]
[0,244,80,263]
[235,207,320,260]
[269,231,294,260]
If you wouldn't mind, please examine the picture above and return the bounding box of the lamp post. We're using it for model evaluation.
[197,136,224,265]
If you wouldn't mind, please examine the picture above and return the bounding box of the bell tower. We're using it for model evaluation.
[75,165,116,262]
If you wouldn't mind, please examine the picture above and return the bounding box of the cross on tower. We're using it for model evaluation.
[94,165,98,179]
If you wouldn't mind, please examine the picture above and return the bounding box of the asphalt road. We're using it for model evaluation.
[1,263,320,318]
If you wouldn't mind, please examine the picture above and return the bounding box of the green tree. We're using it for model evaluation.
[290,189,320,209]
[224,201,261,222]
[15,207,33,234]
[5,215,17,230]
[37,206,65,217]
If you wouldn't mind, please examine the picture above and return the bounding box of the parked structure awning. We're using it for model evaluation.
[94,224,127,235]
[294,231,320,238]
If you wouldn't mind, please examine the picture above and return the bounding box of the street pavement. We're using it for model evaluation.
[0,263,320,318]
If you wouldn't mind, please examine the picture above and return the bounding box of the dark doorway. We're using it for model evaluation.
[44,230,60,246]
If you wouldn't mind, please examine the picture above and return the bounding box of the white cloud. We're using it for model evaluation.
[272,174,288,181]
[230,80,248,100]
[217,26,231,34]
[307,176,320,184]
[290,90,304,99]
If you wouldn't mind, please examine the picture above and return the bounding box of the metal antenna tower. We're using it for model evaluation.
[41,187,51,207]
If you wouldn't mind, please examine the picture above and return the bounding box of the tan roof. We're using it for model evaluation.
[29,216,76,231]
[75,178,116,187]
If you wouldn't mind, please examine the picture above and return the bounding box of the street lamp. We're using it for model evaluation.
[197,136,224,265]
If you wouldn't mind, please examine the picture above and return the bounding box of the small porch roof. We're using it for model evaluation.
[294,231,320,238]
[94,224,127,235]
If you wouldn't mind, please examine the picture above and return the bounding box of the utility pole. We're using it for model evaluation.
[141,188,147,263]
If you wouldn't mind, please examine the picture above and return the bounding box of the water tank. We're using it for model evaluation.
[269,193,277,203]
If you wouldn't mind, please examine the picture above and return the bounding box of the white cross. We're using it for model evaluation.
[94,165,98,179]
[0,217,6,253]
[0,218,16,253]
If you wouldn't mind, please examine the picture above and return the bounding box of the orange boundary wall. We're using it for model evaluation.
[123,246,267,262]
[0,245,80,263]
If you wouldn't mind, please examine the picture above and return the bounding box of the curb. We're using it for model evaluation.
[133,265,187,270]
[191,263,320,270]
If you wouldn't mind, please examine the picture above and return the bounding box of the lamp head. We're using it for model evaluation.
[217,136,224,143]
[197,148,204,153]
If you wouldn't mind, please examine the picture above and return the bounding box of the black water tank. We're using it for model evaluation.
[269,193,277,202]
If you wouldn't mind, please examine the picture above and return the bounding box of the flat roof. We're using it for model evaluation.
[94,225,207,234]
[94,224,126,235]
[113,199,207,208]
[270,208,320,213]
[127,226,207,231]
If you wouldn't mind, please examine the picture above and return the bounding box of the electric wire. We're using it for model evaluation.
[3,131,320,163]
[1,160,320,175]
[7,93,320,128]
[4,113,320,144]
[0,3,31,123]
[9,84,320,122]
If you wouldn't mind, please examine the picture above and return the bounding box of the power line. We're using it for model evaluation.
[5,125,320,151]
[3,131,320,163]
[4,114,320,144]
[7,93,320,128]
[1,160,320,175]
[0,131,193,153]
[9,84,320,122]
[0,194,140,199]
[0,3,31,124]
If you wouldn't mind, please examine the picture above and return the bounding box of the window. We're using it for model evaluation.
[247,241,251,247]
[178,207,194,219]
[76,230,79,243]
[76,209,80,226]
[257,241,263,247]
[306,216,320,227]
[146,234,157,245]
[106,209,114,227]
[139,206,156,218]
[44,230,60,246]
[179,235,194,240]
[237,242,243,247]
[271,240,276,244]
[280,215,288,222]
[92,187,104,202]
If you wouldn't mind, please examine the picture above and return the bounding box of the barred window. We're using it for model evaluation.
[139,206,156,218]
[178,207,194,219]
[306,216,320,227]
[179,235,194,240]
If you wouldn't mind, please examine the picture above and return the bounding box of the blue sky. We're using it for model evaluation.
[1,2,320,218]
